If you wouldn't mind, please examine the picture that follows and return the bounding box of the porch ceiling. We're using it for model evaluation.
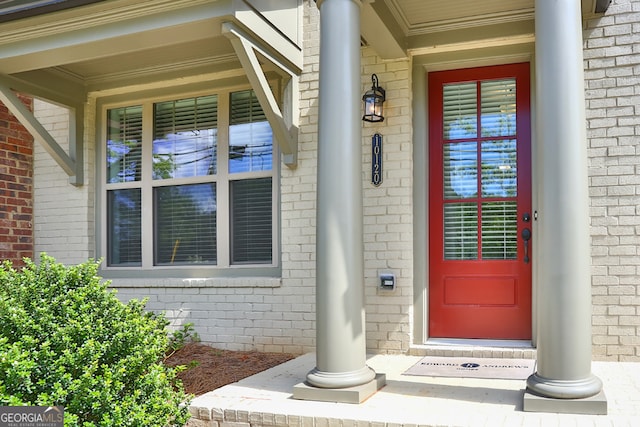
[381,0,535,33]
[362,0,609,59]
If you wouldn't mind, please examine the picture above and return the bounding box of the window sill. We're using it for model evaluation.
[99,265,282,288]
[106,276,282,288]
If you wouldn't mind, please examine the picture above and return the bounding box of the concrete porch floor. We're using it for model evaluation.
[188,352,640,426]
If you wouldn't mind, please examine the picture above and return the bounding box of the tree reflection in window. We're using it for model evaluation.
[153,96,218,179]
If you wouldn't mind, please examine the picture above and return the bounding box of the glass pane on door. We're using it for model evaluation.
[481,201,518,260]
[444,142,477,199]
[481,79,516,137]
[441,79,519,262]
[443,82,477,140]
[481,140,517,197]
[444,203,478,260]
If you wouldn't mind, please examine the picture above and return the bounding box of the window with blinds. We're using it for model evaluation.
[105,89,275,270]
[442,78,518,261]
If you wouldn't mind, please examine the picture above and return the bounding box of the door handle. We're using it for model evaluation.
[521,228,531,263]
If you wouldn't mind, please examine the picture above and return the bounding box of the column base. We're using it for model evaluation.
[526,372,603,399]
[523,389,607,415]
[305,365,377,389]
[292,373,386,404]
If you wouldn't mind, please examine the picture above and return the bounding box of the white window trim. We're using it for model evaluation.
[96,85,281,278]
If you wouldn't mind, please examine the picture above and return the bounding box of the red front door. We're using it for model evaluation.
[428,63,532,339]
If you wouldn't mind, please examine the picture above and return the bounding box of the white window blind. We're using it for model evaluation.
[443,202,478,260]
[481,79,516,137]
[443,82,477,140]
[481,202,517,260]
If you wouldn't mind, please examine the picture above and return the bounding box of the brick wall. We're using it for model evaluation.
[32,98,94,264]
[584,1,640,361]
[0,95,33,266]
[360,49,413,354]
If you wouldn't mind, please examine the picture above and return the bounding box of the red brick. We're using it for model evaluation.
[0,94,33,264]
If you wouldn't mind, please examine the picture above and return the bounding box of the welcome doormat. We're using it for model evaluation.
[403,356,535,380]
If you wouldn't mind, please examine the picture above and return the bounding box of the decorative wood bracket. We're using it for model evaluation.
[0,80,83,186]
[222,22,299,168]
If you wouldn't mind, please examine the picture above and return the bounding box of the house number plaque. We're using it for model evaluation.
[371,133,382,186]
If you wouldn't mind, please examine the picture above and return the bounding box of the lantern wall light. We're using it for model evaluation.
[362,74,385,122]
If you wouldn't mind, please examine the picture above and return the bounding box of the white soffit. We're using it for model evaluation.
[383,0,534,35]
[363,0,611,59]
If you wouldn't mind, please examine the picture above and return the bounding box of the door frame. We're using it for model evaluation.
[410,50,537,346]
[427,62,532,339]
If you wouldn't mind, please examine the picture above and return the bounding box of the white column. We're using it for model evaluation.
[306,0,376,389]
[527,0,602,399]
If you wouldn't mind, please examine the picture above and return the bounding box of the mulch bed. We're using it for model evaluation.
[164,343,296,396]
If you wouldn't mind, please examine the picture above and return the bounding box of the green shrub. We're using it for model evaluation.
[0,255,191,427]
[167,322,200,354]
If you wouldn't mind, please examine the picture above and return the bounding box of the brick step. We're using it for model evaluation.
[409,339,536,359]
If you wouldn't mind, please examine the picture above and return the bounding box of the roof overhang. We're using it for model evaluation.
[0,0,105,23]
[0,0,303,183]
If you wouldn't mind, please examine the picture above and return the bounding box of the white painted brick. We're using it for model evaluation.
[585,5,640,360]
